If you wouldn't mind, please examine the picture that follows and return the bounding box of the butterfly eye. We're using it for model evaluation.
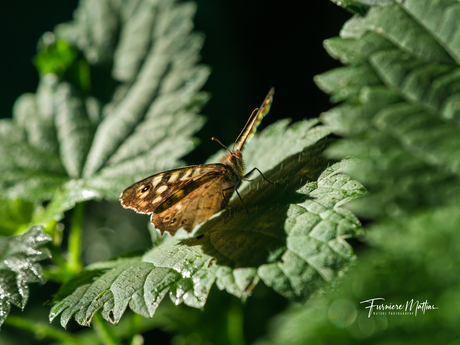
[141,185,150,192]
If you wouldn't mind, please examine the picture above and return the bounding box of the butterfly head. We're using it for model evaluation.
[212,137,245,179]
[220,150,245,179]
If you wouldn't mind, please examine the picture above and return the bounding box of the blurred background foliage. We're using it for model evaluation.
[0,1,350,162]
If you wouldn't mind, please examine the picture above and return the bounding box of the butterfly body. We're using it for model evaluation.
[120,88,274,235]
[220,149,245,183]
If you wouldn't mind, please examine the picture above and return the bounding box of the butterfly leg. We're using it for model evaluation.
[221,182,249,223]
[235,188,249,215]
[244,167,275,185]
[221,186,234,223]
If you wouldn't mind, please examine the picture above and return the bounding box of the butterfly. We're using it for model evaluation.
[119,88,275,235]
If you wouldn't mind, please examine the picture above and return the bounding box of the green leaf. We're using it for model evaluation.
[323,33,394,66]
[35,39,79,77]
[267,1,460,344]
[0,0,209,225]
[341,4,456,64]
[34,38,91,92]
[258,159,365,301]
[254,204,460,345]
[49,120,366,327]
[315,65,382,102]
[318,0,460,218]
[0,226,51,326]
[328,0,370,15]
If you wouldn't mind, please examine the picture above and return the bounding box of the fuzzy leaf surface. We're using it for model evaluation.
[0,226,51,326]
[317,0,460,218]
[259,1,460,344]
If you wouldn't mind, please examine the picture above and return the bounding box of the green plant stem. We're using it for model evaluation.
[67,202,85,274]
[44,238,78,283]
[92,313,122,345]
[4,315,85,345]
[47,242,67,272]
[227,299,246,345]
[43,218,59,236]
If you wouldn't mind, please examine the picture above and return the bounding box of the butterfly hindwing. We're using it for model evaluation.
[152,171,235,234]
[119,164,227,215]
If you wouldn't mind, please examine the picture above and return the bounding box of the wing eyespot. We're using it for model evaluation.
[171,217,177,224]
[141,185,150,192]
[181,219,187,225]
[164,216,171,222]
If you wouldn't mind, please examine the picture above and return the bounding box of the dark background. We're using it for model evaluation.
[0,1,350,161]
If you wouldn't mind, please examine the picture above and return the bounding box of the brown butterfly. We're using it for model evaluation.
[119,88,275,235]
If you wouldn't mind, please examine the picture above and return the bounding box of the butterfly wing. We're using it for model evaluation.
[119,164,227,215]
[120,89,276,232]
[152,170,235,234]
[234,87,274,151]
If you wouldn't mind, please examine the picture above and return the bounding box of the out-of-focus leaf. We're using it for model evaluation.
[49,120,365,327]
[0,198,34,236]
[34,38,91,91]
[36,39,77,71]
[317,0,460,219]
[254,204,460,345]
[258,1,460,344]
[328,0,369,15]
[0,0,209,226]
[0,226,51,326]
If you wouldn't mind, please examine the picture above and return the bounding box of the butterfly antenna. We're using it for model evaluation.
[212,137,232,154]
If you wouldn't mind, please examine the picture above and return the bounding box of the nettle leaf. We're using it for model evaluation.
[49,121,365,327]
[255,203,460,345]
[0,226,51,326]
[257,158,365,301]
[267,1,460,344]
[316,0,460,219]
[328,1,368,16]
[0,0,209,225]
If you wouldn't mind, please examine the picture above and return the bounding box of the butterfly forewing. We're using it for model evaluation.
[235,87,274,151]
[120,164,227,215]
